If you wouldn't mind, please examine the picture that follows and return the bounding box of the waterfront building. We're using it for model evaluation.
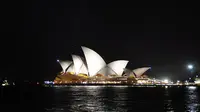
[54,46,151,84]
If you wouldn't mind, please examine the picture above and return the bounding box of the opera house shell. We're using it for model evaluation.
[54,46,151,84]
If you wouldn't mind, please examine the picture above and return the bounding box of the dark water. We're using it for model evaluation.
[45,86,200,112]
[1,85,200,112]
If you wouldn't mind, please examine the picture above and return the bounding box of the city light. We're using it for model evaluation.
[187,64,193,70]
[163,79,169,83]
[188,86,196,90]
[194,80,200,84]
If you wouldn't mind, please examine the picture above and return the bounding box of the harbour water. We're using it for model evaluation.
[1,85,200,112]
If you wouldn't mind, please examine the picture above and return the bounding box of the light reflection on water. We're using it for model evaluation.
[185,86,200,112]
[164,86,174,111]
[45,86,200,112]
[67,86,128,112]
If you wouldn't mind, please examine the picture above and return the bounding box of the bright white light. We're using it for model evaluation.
[57,59,60,62]
[87,86,99,88]
[188,86,196,90]
[187,64,193,69]
[164,79,169,83]
[194,80,200,84]
[44,81,50,84]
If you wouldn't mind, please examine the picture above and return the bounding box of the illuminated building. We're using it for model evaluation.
[54,46,152,84]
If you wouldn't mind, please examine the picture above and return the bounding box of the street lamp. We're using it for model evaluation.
[187,64,194,82]
[187,64,193,70]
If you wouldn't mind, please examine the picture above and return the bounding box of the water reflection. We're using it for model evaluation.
[47,86,129,112]
[109,86,128,111]
[74,86,105,111]
[185,86,200,111]
[164,86,174,111]
[44,86,200,112]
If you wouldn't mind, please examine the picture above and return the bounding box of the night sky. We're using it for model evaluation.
[2,1,200,81]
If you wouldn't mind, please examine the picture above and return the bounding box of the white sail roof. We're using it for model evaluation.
[66,63,75,73]
[58,60,72,72]
[123,68,135,77]
[97,66,118,76]
[133,67,151,77]
[107,60,129,76]
[71,55,88,75]
[81,46,106,77]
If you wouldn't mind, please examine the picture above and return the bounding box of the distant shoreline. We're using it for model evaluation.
[44,83,200,87]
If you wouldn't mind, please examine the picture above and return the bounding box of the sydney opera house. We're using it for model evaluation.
[54,46,152,84]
